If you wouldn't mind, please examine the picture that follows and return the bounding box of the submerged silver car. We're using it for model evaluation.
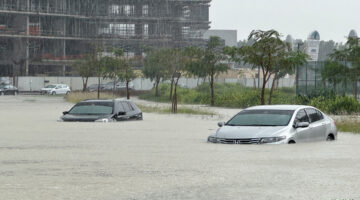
[208,105,337,144]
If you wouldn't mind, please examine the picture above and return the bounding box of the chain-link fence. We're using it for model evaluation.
[296,61,360,99]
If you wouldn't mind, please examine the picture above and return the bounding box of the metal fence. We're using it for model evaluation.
[296,61,360,99]
[1,76,296,92]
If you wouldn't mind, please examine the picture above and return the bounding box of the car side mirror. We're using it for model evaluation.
[118,111,126,116]
[293,122,309,128]
[218,122,225,127]
[63,111,69,115]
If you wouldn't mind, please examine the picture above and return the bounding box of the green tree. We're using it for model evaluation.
[185,36,229,106]
[92,48,106,99]
[72,55,95,92]
[225,30,307,105]
[329,37,360,98]
[119,56,139,99]
[102,56,119,94]
[268,51,308,104]
[184,46,208,86]
[321,60,349,92]
[169,49,187,113]
[143,48,171,97]
[103,49,124,94]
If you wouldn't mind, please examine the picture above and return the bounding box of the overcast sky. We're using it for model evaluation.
[209,0,360,43]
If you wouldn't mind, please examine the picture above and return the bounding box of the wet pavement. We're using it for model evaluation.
[0,96,360,200]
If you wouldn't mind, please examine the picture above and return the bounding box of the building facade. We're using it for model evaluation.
[305,30,321,61]
[202,29,237,47]
[0,0,211,76]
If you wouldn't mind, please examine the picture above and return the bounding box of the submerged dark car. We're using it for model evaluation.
[0,84,18,95]
[61,99,143,122]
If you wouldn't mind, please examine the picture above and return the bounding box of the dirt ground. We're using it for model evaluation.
[0,95,360,200]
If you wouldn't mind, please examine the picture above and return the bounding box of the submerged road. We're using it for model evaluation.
[0,96,359,200]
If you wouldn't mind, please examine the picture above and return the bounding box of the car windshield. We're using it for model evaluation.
[45,85,57,88]
[226,109,295,126]
[69,102,114,115]
[0,84,12,89]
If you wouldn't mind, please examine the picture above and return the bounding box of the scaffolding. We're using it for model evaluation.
[0,0,211,76]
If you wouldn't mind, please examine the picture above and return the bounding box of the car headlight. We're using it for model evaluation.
[208,136,218,143]
[259,136,286,144]
[95,118,110,123]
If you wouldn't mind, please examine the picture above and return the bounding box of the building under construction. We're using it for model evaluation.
[0,0,211,76]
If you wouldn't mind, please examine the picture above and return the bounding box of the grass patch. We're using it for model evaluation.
[136,104,215,116]
[65,91,118,103]
[139,83,297,108]
[337,121,360,133]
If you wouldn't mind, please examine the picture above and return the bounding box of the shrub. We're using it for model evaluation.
[310,95,360,115]
[140,83,296,108]
[139,83,360,115]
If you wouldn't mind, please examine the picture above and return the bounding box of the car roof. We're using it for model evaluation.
[246,105,311,111]
[81,99,132,103]
[81,99,114,103]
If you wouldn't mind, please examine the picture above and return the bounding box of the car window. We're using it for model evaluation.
[69,102,114,115]
[316,110,324,120]
[226,110,294,126]
[306,108,321,123]
[117,102,125,112]
[45,85,56,88]
[121,102,131,112]
[295,109,309,123]
[126,102,135,111]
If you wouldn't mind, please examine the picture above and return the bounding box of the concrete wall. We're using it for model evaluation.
[5,76,295,92]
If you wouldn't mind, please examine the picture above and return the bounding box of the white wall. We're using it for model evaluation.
[9,77,295,92]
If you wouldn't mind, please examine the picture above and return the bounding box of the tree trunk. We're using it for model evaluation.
[268,73,278,105]
[113,79,117,96]
[172,77,180,113]
[261,75,267,105]
[210,73,215,106]
[82,77,88,92]
[126,80,130,100]
[169,76,174,100]
[155,78,160,97]
[97,76,101,99]
[253,77,257,90]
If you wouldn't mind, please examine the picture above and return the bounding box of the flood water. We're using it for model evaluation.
[0,96,359,200]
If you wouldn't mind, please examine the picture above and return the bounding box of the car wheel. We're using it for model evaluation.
[66,91,70,95]
[326,134,335,141]
[0,92,4,96]
[52,91,56,95]
[288,140,296,144]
